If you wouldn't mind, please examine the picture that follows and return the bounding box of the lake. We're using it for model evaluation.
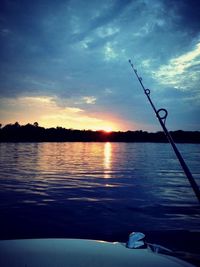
[0,142,200,252]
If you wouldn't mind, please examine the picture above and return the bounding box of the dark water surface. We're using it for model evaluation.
[0,142,200,256]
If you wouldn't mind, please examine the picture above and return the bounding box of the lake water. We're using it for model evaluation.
[0,142,200,251]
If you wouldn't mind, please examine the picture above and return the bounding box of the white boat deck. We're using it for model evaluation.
[0,238,195,267]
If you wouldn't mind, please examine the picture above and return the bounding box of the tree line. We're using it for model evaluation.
[0,122,200,143]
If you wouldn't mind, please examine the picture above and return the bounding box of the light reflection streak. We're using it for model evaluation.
[104,142,112,178]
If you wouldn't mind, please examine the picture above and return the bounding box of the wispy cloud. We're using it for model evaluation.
[96,26,120,38]
[103,41,118,61]
[153,41,200,90]
[82,96,97,104]
[0,96,118,130]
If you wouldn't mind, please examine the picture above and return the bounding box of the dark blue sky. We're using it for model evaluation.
[0,0,200,131]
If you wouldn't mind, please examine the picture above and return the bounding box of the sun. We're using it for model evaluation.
[94,123,116,133]
[101,126,113,133]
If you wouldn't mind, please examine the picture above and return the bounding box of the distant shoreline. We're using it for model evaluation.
[0,122,200,143]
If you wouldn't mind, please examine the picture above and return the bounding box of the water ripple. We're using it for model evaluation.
[0,142,200,238]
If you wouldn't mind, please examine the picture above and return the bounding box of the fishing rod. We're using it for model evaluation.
[129,59,200,203]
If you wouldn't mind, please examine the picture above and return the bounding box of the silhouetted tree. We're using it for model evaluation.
[14,122,20,127]
[33,122,39,127]
[0,122,199,143]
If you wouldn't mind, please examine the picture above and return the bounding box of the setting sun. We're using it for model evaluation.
[100,126,113,133]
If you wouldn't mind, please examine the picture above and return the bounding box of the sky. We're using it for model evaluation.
[0,0,200,132]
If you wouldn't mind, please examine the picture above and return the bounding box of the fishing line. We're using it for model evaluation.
[129,59,200,203]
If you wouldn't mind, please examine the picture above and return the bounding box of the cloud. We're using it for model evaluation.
[0,95,119,130]
[0,0,200,131]
[82,96,97,104]
[104,42,118,61]
[133,18,166,37]
[163,0,200,37]
[152,41,200,90]
[104,88,113,95]
[96,26,120,38]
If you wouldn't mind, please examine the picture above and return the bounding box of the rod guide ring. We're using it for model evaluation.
[145,89,150,95]
[156,108,168,120]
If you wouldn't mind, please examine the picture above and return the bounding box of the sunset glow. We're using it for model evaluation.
[0,96,121,131]
[97,126,113,133]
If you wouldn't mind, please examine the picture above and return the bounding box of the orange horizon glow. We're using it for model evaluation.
[95,126,113,133]
[0,96,139,132]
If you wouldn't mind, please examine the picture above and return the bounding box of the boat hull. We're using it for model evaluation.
[0,238,194,267]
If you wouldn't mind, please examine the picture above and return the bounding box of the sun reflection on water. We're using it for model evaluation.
[104,142,112,178]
